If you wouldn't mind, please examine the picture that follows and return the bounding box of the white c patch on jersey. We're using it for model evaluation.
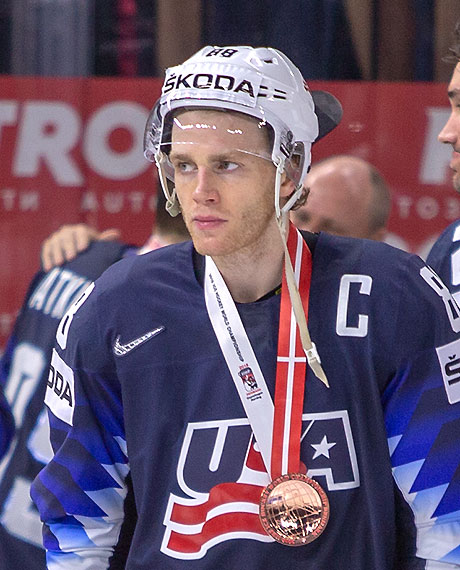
[336,274,372,337]
[436,338,460,404]
[45,349,75,425]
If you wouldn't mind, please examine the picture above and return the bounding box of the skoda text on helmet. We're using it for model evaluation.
[143,45,342,220]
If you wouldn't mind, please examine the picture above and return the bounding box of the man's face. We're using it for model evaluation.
[169,109,280,258]
[291,161,373,239]
[439,62,460,192]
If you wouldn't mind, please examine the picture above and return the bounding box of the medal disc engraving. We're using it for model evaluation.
[259,473,329,546]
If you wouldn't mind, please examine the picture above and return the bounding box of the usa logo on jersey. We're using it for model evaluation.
[161,411,359,560]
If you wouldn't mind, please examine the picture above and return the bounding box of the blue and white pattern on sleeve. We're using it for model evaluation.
[31,281,130,570]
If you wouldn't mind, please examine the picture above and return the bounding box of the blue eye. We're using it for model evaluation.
[218,161,238,171]
[176,162,194,173]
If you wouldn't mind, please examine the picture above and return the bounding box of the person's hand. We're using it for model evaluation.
[41,224,121,271]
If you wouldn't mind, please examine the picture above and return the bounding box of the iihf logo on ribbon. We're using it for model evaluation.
[239,365,262,401]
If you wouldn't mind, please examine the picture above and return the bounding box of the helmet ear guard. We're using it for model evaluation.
[144,102,181,215]
[143,101,162,162]
[283,140,306,187]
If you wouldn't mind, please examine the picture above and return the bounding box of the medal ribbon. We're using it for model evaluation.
[204,223,326,481]
[271,225,311,479]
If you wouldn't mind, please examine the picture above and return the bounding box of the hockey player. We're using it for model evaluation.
[426,21,460,303]
[32,45,460,569]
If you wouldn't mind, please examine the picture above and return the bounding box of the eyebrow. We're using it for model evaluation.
[168,152,190,162]
[169,150,243,162]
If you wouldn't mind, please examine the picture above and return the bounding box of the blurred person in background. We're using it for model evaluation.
[291,155,390,241]
[0,235,129,568]
[426,21,460,303]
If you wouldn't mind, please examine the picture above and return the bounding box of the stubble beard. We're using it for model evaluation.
[186,205,277,260]
[454,172,460,193]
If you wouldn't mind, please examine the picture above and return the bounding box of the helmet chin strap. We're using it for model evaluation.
[155,152,181,217]
[281,184,304,214]
[275,158,304,219]
[275,160,329,388]
[274,160,287,234]
[165,192,181,217]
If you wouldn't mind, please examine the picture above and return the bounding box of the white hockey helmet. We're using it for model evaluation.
[144,45,342,217]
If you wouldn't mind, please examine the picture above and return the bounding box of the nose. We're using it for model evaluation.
[438,112,459,146]
[192,167,219,204]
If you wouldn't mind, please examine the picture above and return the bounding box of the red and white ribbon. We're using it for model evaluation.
[205,223,327,480]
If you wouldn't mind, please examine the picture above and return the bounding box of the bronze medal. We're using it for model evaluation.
[259,473,329,546]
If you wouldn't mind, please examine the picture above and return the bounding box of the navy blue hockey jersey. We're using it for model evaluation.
[0,240,129,569]
[426,220,460,304]
[31,234,460,569]
[0,374,14,462]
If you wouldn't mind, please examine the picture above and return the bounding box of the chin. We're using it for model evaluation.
[191,237,224,257]
[454,174,460,193]
[192,238,239,258]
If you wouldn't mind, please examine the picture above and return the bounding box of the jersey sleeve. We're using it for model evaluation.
[30,280,129,570]
[383,254,460,566]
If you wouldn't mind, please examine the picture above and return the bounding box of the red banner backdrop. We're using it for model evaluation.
[0,77,455,350]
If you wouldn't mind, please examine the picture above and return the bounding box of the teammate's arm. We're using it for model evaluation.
[41,224,121,271]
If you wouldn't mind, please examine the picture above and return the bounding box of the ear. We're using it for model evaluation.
[279,171,296,198]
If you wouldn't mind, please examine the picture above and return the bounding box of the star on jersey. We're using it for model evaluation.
[311,435,336,460]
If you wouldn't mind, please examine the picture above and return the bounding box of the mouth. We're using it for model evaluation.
[192,216,227,230]
[450,151,460,170]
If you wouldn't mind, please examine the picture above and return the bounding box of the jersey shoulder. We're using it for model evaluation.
[426,219,460,283]
[311,233,459,349]
[93,240,195,296]
[65,240,196,342]
[314,232,417,276]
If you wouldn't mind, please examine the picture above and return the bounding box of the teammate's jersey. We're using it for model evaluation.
[31,234,460,569]
[426,220,460,305]
[0,240,129,569]
[0,373,14,462]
